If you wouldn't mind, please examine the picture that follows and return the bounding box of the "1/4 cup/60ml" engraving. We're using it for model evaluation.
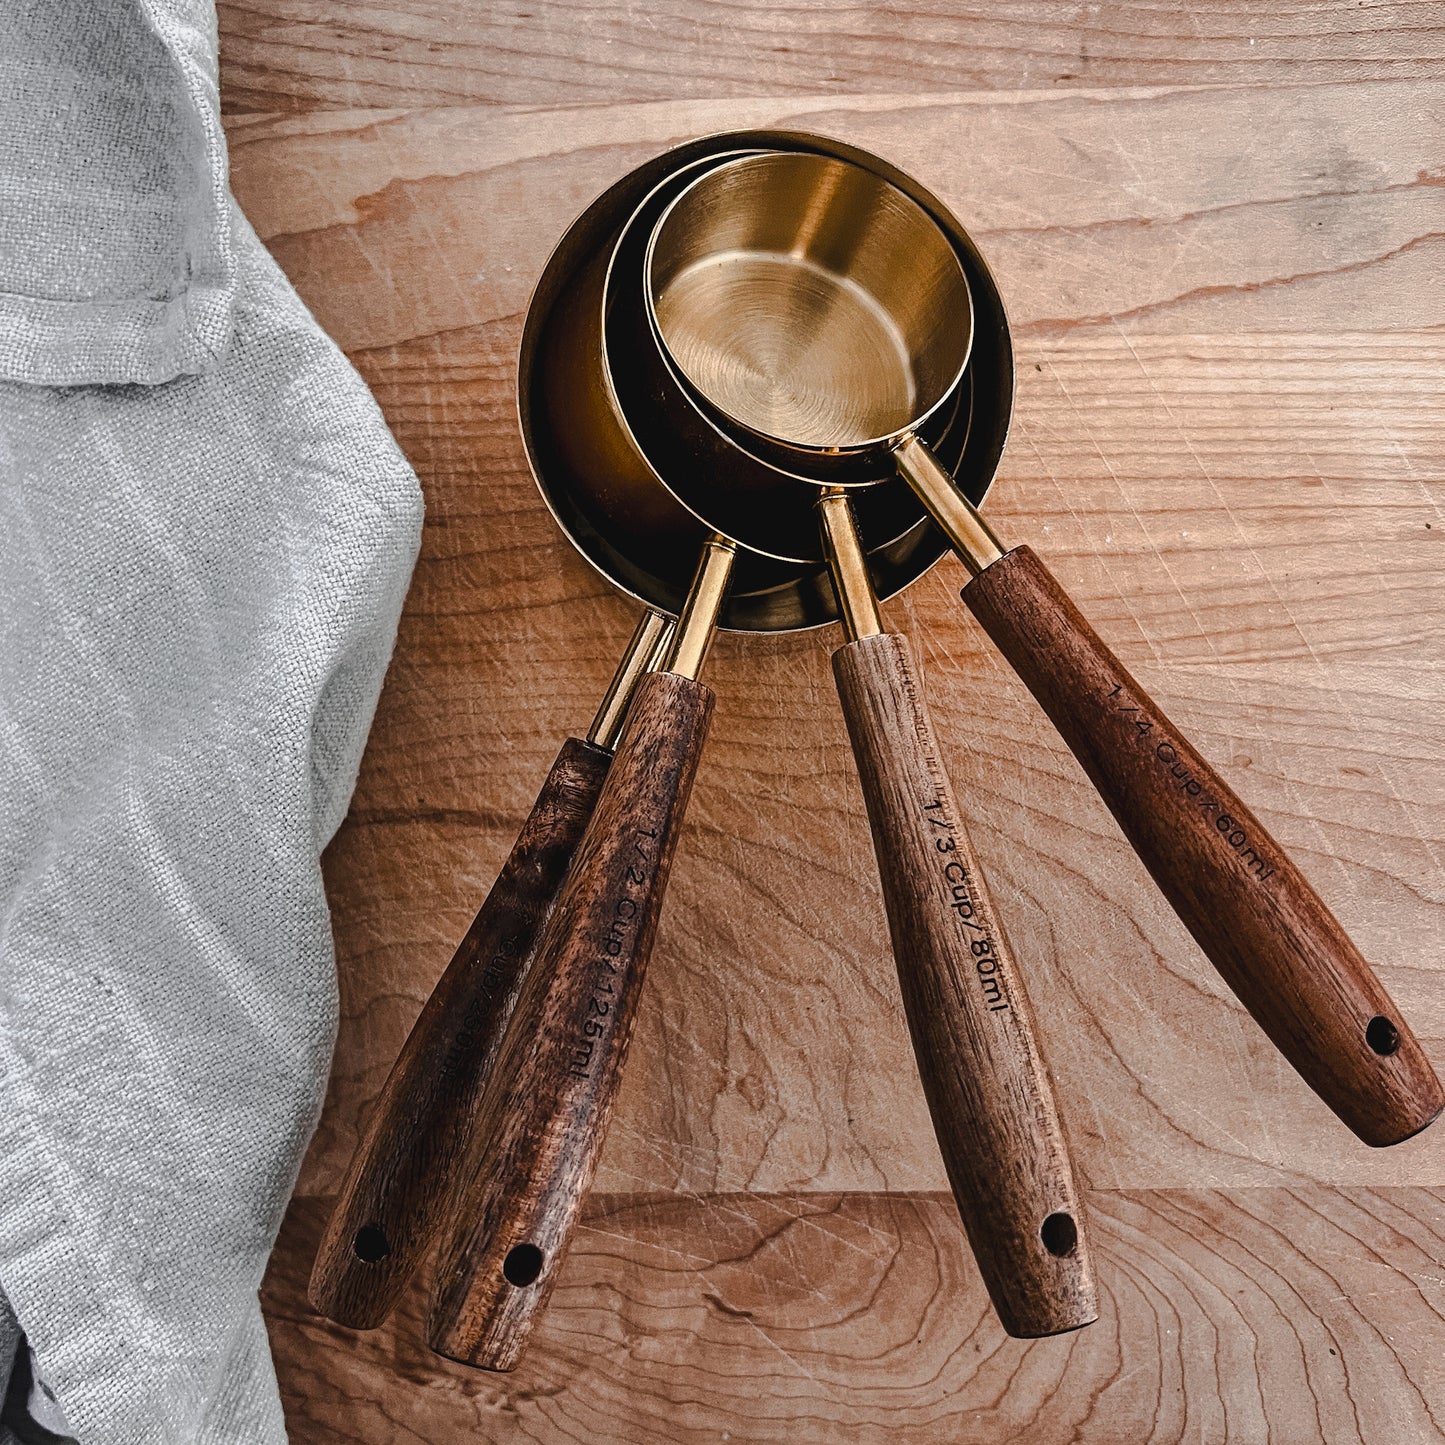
[1103,681,1275,882]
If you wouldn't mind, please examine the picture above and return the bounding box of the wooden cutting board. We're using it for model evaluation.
[222,5,1445,1439]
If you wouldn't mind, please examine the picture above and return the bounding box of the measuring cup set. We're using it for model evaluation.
[308,131,1442,1370]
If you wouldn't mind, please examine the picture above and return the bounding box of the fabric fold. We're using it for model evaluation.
[0,5,424,1441]
[0,0,235,386]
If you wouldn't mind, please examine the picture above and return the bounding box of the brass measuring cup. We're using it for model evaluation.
[425,137,1094,1370]
[309,137,977,1357]
[602,145,1095,1339]
[643,148,1442,1150]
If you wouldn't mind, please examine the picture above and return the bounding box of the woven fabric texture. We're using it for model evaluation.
[0,3,424,1440]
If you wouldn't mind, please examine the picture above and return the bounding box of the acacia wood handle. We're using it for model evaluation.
[964,545,1443,1147]
[834,633,1096,1338]
[426,670,714,1370]
[308,736,611,1330]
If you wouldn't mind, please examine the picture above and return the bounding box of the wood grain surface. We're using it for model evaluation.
[217,1,1445,111]
[221,3,1445,1439]
[265,1187,1445,1443]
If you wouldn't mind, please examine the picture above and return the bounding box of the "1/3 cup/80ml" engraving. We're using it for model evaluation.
[924,798,1010,1014]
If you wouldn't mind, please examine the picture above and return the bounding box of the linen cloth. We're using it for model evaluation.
[0,2,424,1440]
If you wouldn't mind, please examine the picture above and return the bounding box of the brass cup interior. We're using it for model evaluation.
[520,130,1014,632]
[602,153,945,566]
[647,151,973,452]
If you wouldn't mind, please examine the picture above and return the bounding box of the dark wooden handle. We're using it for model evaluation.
[964,545,1444,1147]
[426,670,714,1370]
[833,633,1096,1338]
[307,736,611,1330]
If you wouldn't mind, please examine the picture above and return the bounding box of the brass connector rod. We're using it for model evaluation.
[894,433,1006,578]
[663,537,736,681]
[586,609,674,751]
[817,489,883,643]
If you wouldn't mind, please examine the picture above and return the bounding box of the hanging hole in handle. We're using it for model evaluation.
[1040,1212,1078,1258]
[503,1243,545,1287]
[1366,1016,1401,1056]
[353,1224,391,1264]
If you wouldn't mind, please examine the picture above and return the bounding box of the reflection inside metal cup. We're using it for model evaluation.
[647,151,973,454]
[519,130,1013,631]
[655,253,921,447]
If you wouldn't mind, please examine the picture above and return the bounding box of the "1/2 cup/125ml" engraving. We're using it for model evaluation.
[567,825,659,1078]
